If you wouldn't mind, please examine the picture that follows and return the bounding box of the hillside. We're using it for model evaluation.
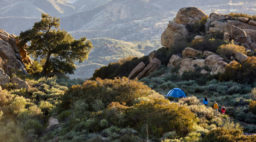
[0,0,255,39]
[1,3,256,142]
[92,7,256,139]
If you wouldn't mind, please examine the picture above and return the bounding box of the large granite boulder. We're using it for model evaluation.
[161,21,188,48]
[205,54,227,75]
[167,55,182,68]
[0,29,30,89]
[178,58,205,75]
[175,7,207,25]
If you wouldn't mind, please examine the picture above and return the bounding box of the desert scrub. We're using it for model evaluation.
[217,43,246,60]
[190,37,225,52]
[202,128,256,142]
[229,13,256,21]
[49,78,198,140]
[220,57,256,83]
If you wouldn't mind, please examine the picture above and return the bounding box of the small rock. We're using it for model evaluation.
[194,35,204,40]
[167,55,182,68]
[0,69,10,86]
[237,17,250,23]
[47,117,59,129]
[249,20,256,26]
[200,69,208,74]
[11,77,29,89]
[182,47,202,58]
[235,52,248,63]
[203,51,215,57]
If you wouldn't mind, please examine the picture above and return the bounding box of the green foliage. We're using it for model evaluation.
[190,37,225,52]
[25,61,43,75]
[229,13,256,21]
[48,78,197,140]
[19,13,93,76]
[217,43,246,60]
[202,128,256,142]
[125,99,196,137]
[186,16,208,37]
[220,57,256,83]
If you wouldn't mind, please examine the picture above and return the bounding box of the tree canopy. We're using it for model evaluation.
[19,13,93,76]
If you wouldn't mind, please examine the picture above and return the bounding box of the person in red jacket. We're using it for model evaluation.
[221,106,226,114]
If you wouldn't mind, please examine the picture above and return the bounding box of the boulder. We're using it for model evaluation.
[200,69,208,74]
[182,47,202,58]
[205,54,227,75]
[203,51,215,57]
[234,52,248,63]
[136,58,161,79]
[47,117,59,129]
[0,30,30,75]
[249,20,256,26]
[192,59,205,68]
[167,55,182,68]
[0,69,10,86]
[237,17,250,23]
[128,62,145,79]
[178,58,194,75]
[11,77,29,89]
[194,35,204,40]
[175,7,207,25]
[161,21,188,48]
[211,61,227,75]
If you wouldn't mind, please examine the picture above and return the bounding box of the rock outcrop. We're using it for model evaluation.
[168,51,228,75]
[167,55,182,68]
[128,53,161,79]
[206,13,256,50]
[161,7,207,48]
[205,54,227,75]
[0,29,30,88]
[175,7,207,25]
[161,21,188,48]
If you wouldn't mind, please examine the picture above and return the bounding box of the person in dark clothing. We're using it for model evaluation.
[203,97,208,106]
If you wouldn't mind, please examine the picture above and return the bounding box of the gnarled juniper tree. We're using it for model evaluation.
[19,13,93,76]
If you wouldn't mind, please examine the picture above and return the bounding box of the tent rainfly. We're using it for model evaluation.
[165,88,186,98]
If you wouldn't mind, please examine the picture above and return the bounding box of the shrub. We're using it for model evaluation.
[220,57,256,83]
[190,37,225,52]
[229,13,256,21]
[202,128,256,142]
[25,61,43,75]
[217,43,246,60]
[186,16,208,37]
[249,100,256,115]
[125,99,196,137]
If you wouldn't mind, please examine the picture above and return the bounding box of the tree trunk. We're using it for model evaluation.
[42,52,51,76]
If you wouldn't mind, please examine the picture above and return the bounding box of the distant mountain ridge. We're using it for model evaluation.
[0,0,255,41]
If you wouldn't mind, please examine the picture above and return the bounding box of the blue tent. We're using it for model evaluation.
[165,88,186,98]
